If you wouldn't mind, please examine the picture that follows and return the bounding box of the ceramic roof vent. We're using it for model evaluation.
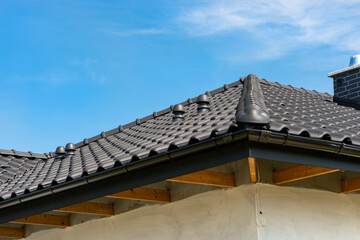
[196,94,210,113]
[55,146,66,155]
[65,143,76,155]
[172,104,185,122]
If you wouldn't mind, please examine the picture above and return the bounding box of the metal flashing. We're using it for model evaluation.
[328,64,360,77]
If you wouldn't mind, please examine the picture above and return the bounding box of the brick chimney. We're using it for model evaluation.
[328,55,360,103]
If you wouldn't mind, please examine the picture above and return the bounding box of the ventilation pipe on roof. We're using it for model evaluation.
[55,146,66,155]
[196,94,210,113]
[172,104,185,122]
[65,143,76,155]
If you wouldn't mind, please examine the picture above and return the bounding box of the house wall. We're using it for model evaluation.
[24,184,360,240]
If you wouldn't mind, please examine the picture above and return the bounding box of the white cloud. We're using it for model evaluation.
[178,0,360,59]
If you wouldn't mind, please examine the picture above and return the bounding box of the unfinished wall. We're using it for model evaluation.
[24,184,360,240]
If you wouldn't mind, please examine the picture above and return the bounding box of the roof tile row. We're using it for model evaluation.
[1,74,359,202]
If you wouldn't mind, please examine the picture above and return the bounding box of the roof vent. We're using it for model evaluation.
[172,104,185,121]
[349,55,360,67]
[55,146,66,155]
[197,94,210,113]
[65,143,76,155]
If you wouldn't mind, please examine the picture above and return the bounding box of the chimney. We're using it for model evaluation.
[328,55,360,103]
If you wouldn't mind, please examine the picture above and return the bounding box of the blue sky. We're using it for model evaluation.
[1,0,360,153]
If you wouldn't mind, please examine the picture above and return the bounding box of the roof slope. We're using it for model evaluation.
[1,74,360,201]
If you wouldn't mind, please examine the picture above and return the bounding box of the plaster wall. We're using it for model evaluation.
[24,184,360,240]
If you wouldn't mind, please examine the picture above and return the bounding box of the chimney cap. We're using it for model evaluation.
[349,55,360,67]
[328,54,360,78]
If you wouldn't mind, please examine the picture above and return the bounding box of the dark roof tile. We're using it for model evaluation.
[2,74,360,201]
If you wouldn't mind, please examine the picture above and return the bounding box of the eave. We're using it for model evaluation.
[1,128,360,223]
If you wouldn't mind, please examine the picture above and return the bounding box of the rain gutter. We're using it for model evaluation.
[1,128,360,223]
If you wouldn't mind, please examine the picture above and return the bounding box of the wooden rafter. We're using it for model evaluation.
[167,170,235,188]
[342,177,360,193]
[10,214,70,227]
[273,165,340,185]
[54,202,114,216]
[248,157,257,183]
[0,227,24,239]
[107,187,170,203]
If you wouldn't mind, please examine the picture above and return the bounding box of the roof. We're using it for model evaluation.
[1,74,360,203]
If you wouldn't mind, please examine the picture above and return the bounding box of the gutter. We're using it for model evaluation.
[247,129,360,157]
[1,128,360,222]
[0,129,249,212]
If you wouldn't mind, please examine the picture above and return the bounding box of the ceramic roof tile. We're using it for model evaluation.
[1,74,359,201]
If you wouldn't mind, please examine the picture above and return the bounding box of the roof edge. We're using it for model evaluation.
[3,128,360,223]
[236,74,270,126]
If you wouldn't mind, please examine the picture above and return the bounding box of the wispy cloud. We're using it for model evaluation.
[178,0,360,59]
[72,57,106,83]
[72,57,98,67]
[2,69,75,85]
[89,71,106,84]
[106,28,168,36]
[4,57,107,85]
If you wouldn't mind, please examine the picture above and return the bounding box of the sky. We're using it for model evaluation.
[1,0,360,153]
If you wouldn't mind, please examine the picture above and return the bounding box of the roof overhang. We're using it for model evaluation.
[1,129,360,223]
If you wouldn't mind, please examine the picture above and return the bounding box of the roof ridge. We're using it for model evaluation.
[73,80,243,150]
[235,74,270,126]
[73,75,332,151]
[0,149,48,159]
[7,75,332,156]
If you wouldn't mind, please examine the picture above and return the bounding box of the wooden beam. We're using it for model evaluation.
[342,177,360,193]
[273,165,340,185]
[167,170,235,188]
[54,202,114,216]
[248,157,257,183]
[0,227,24,239]
[10,214,70,227]
[107,187,170,203]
